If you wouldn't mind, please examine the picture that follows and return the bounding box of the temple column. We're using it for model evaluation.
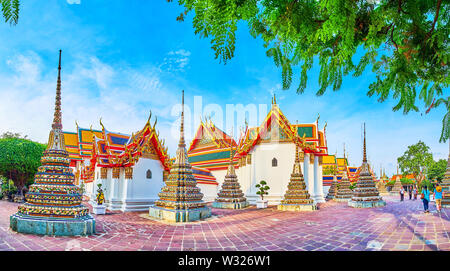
[121,167,133,211]
[304,153,313,196]
[108,167,121,210]
[314,155,325,203]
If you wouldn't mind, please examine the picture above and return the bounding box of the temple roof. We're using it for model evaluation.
[188,119,237,153]
[191,166,218,186]
[390,174,416,181]
[90,114,171,170]
[235,101,327,158]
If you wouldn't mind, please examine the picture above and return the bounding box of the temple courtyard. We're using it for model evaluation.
[0,196,449,251]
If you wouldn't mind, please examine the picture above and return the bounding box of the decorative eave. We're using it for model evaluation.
[104,112,171,171]
[236,103,324,158]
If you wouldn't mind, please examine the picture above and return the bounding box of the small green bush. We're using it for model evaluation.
[255,180,270,200]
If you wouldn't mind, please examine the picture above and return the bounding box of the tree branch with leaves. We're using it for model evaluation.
[1,0,19,25]
[170,0,449,142]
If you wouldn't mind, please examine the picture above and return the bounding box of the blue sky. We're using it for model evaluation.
[0,0,447,177]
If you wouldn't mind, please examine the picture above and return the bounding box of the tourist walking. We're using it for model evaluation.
[421,186,430,213]
[413,186,418,200]
[408,187,412,200]
[400,187,405,201]
[434,183,443,213]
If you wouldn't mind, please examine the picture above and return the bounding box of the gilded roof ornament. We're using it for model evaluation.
[147,110,152,125]
[153,116,157,130]
[99,118,105,132]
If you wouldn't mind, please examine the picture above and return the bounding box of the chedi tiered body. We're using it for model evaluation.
[348,163,386,208]
[390,177,403,195]
[376,179,389,196]
[334,173,353,201]
[17,150,89,218]
[155,149,206,210]
[212,163,249,209]
[326,176,338,200]
[278,147,316,211]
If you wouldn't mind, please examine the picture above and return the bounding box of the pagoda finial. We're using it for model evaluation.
[343,143,346,159]
[363,123,367,163]
[179,90,185,147]
[52,50,63,130]
[274,93,277,104]
[229,127,234,164]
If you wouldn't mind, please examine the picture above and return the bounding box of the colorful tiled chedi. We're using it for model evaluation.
[348,124,386,208]
[376,169,390,196]
[148,91,211,222]
[277,144,316,211]
[390,175,403,195]
[442,141,450,208]
[212,138,249,209]
[334,166,353,202]
[10,51,95,236]
[326,174,338,200]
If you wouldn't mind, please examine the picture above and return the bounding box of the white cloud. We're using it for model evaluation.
[67,0,81,4]
[160,49,191,72]
[0,52,185,155]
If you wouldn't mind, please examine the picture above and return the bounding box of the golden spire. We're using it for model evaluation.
[46,50,66,151]
[343,143,346,159]
[226,127,236,175]
[179,90,185,148]
[363,123,367,163]
[52,50,62,130]
[229,127,234,163]
[292,143,302,175]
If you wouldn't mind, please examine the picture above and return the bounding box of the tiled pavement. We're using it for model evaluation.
[0,196,449,251]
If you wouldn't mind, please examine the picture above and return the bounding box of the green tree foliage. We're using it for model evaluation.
[432,96,449,142]
[1,0,19,25]
[400,176,414,184]
[0,137,46,195]
[171,0,449,141]
[427,158,447,182]
[1,131,27,139]
[397,140,434,186]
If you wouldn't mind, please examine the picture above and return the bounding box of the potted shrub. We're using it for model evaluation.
[255,180,270,208]
[92,183,106,215]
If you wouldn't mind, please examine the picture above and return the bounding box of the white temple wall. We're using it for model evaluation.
[238,157,252,199]
[198,183,218,203]
[244,142,297,205]
[117,158,165,212]
[212,169,227,189]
